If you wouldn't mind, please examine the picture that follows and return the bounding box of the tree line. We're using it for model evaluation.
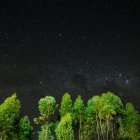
[0,92,140,140]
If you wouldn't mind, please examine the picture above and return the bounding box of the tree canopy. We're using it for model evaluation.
[0,91,140,140]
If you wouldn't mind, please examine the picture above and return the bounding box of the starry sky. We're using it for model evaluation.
[0,0,140,116]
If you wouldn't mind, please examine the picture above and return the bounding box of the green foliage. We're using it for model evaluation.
[73,95,85,123]
[0,91,140,140]
[55,113,74,140]
[119,103,140,140]
[38,122,57,140]
[34,96,58,125]
[85,92,124,140]
[34,96,58,140]
[80,116,95,140]
[85,98,95,115]
[73,95,85,139]
[39,96,57,116]
[0,93,21,139]
[101,92,123,114]
[60,92,73,117]
[92,92,123,118]
[19,115,33,140]
[79,97,95,140]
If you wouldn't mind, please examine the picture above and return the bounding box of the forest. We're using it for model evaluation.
[0,92,140,140]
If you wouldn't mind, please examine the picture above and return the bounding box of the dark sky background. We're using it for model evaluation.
[0,0,140,118]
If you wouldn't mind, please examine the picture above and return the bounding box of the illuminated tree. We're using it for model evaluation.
[0,93,21,139]
[38,122,57,140]
[100,92,123,140]
[34,96,58,140]
[119,103,140,140]
[86,92,123,140]
[55,113,74,140]
[80,98,95,140]
[60,92,73,117]
[73,95,85,139]
[34,96,58,125]
[19,115,33,140]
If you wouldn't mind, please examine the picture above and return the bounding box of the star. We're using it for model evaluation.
[58,33,63,37]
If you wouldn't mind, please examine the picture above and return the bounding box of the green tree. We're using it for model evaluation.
[73,95,85,140]
[80,117,95,140]
[101,92,123,114]
[55,113,74,140]
[34,96,58,125]
[34,96,58,140]
[19,115,33,140]
[91,95,103,140]
[100,92,123,140]
[38,122,57,140]
[119,103,140,140]
[80,97,95,140]
[87,92,123,140]
[60,92,73,117]
[0,93,21,139]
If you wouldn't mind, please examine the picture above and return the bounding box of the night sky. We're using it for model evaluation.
[0,0,140,117]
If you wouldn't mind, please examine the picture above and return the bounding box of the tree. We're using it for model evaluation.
[38,122,57,140]
[34,96,58,125]
[72,95,85,140]
[100,92,123,140]
[34,96,58,140]
[101,92,123,114]
[79,97,95,140]
[119,103,140,140]
[60,92,73,117]
[91,95,103,140]
[19,115,33,140]
[0,93,21,139]
[87,92,123,140]
[55,113,74,140]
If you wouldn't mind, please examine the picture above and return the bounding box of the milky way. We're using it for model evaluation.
[0,0,140,117]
